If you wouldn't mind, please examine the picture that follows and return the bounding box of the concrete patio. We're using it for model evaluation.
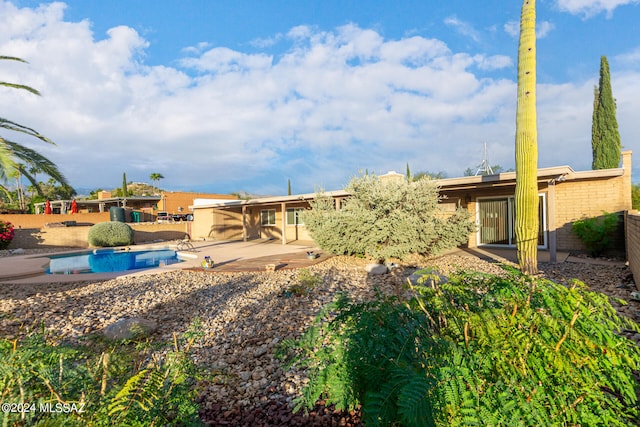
[0,239,320,284]
[0,239,622,285]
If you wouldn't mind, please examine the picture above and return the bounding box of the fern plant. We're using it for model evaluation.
[0,320,205,426]
[281,268,640,426]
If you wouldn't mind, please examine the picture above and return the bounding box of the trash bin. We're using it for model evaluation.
[109,206,125,222]
[131,211,141,223]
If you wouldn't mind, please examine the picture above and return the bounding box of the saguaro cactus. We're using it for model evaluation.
[514,0,539,275]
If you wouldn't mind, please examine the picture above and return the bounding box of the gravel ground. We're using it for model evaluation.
[1,254,638,426]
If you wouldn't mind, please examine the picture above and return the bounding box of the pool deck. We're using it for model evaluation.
[0,240,323,284]
[1,239,616,285]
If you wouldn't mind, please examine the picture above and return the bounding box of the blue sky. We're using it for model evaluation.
[1,0,640,195]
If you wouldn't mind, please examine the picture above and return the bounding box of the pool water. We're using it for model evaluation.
[47,249,183,274]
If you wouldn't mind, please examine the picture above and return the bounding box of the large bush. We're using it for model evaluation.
[282,269,640,426]
[572,212,620,257]
[302,174,475,260]
[88,221,135,247]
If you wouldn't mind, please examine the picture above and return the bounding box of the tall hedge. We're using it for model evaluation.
[302,174,475,260]
[592,55,621,170]
[88,221,135,247]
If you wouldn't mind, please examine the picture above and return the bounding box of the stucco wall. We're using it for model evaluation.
[7,222,189,249]
[192,203,313,242]
[1,212,111,229]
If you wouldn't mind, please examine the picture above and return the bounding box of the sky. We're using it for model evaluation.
[1,0,640,196]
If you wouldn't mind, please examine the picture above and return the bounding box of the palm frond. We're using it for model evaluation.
[0,117,53,144]
[3,140,68,186]
[0,56,28,63]
[0,82,40,96]
[0,56,40,95]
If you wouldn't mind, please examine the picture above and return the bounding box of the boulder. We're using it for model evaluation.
[365,263,388,275]
[103,317,158,340]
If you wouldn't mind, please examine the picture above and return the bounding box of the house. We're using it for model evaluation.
[157,191,238,217]
[192,151,633,258]
[33,191,238,220]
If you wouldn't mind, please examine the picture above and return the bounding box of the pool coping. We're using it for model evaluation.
[0,240,321,284]
[0,243,198,283]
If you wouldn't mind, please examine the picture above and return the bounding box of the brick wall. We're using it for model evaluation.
[7,222,189,249]
[626,212,640,290]
[554,176,629,253]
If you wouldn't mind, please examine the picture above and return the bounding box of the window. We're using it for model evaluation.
[260,209,276,226]
[286,208,305,225]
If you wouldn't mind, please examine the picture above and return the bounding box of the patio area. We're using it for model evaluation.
[1,238,621,285]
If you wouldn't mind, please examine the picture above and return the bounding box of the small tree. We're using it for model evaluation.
[121,172,129,197]
[303,174,474,261]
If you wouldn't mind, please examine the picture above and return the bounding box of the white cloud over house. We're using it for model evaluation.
[1,1,639,195]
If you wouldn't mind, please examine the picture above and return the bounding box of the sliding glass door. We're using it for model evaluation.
[477,195,546,247]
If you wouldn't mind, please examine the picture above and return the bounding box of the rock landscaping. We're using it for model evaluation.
[0,254,638,425]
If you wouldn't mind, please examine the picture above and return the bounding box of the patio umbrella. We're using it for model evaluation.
[71,199,78,214]
[45,200,52,215]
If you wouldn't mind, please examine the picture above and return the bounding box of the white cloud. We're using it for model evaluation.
[1,1,639,194]
[615,46,640,66]
[556,0,640,17]
[444,16,481,42]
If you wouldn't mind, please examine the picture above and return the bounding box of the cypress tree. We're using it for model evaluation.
[592,56,621,169]
[287,179,292,195]
[121,172,128,197]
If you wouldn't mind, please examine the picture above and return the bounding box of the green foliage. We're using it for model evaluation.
[282,269,640,426]
[88,222,135,247]
[302,174,475,260]
[571,212,620,256]
[0,219,15,249]
[592,56,621,170]
[287,268,322,296]
[1,56,70,194]
[121,172,129,197]
[632,183,640,210]
[0,321,205,426]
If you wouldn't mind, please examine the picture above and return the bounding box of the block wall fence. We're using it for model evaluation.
[626,212,640,291]
[2,211,194,249]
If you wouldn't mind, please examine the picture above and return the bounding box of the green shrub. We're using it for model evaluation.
[287,268,322,296]
[571,212,620,256]
[88,221,135,247]
[0,321,204,426]
[280,269,640,426]
[302,174,475,261]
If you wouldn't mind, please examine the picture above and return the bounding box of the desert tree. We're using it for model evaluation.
[303,174,474,261]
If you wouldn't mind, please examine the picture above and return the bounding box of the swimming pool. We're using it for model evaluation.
[47,248,184,274]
